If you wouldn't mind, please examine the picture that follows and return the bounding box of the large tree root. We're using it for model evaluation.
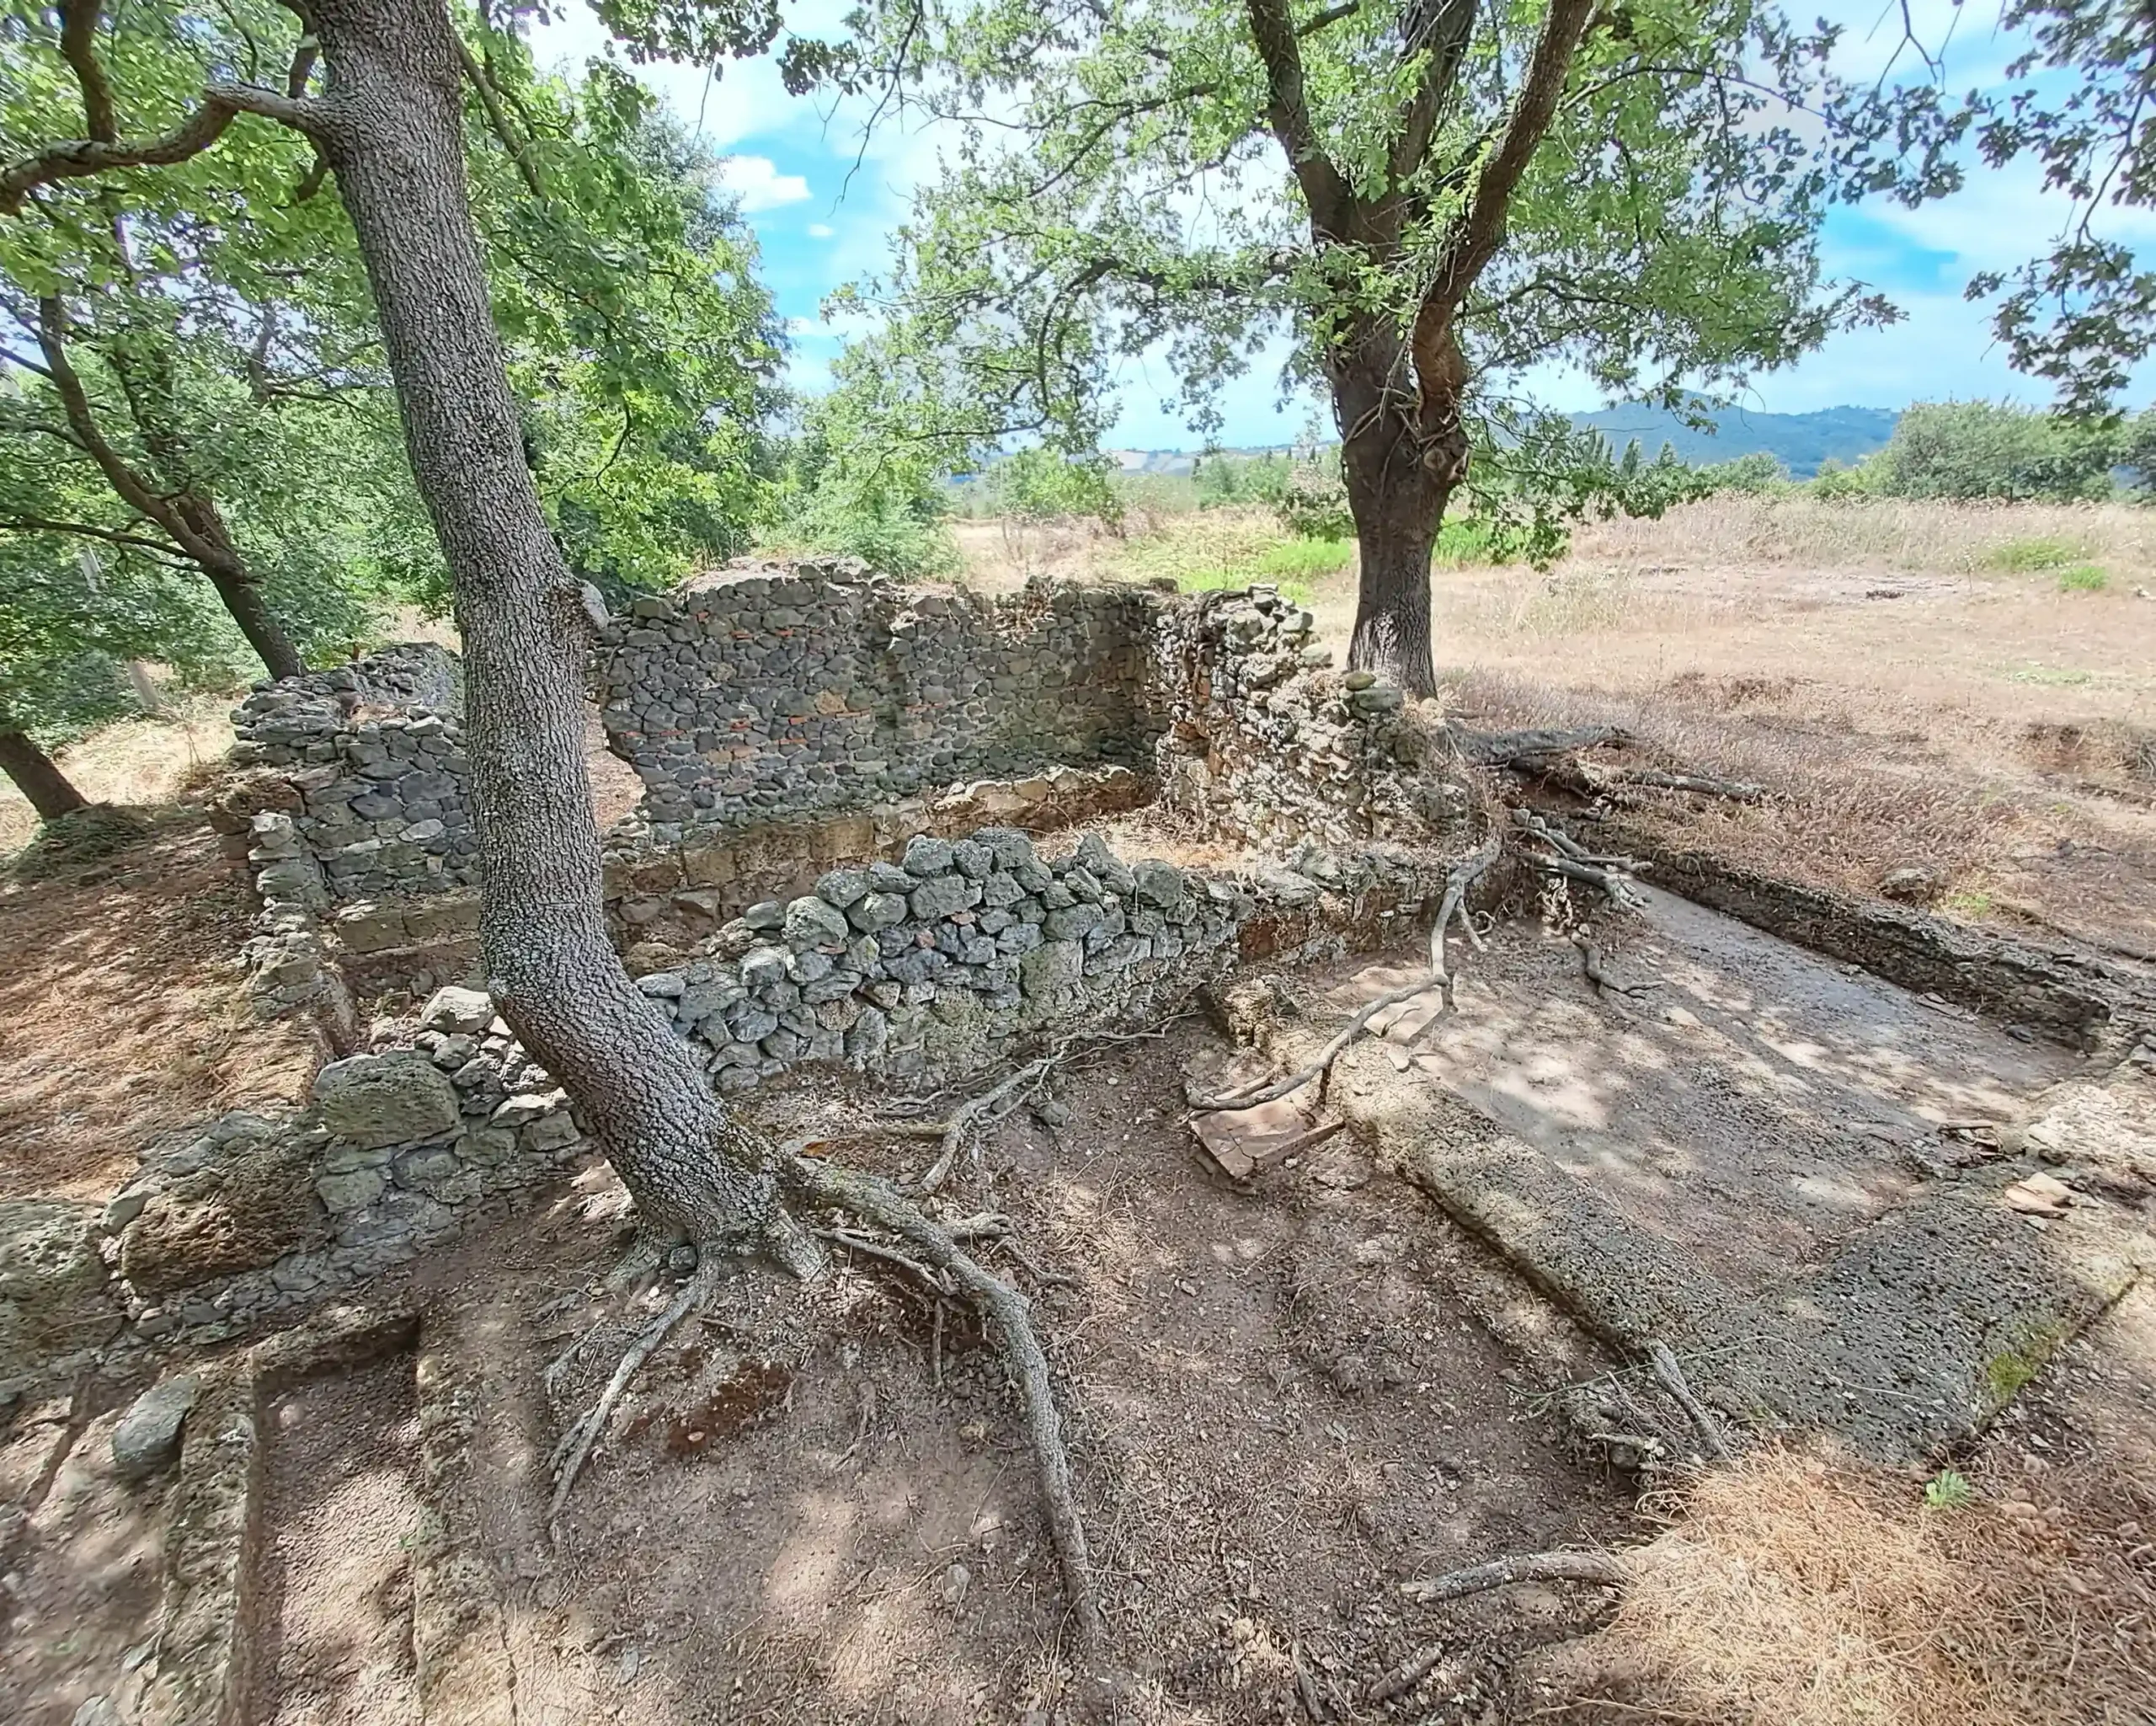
[909,1023,1177,1194]
[781,1153,1105,1650]
[1370,1550,1630,1703]
[1452,722,1763,804]
[1187,829,1502,1114]
[1648,1340,1732,1461]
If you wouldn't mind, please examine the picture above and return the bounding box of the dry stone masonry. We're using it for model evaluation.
[595,560,1161,837]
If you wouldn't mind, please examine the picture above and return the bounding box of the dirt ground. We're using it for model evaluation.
[0,809,319,1205]
[355,1017,1631,1726]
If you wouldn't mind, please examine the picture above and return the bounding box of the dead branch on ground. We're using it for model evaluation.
[1372,1550,1630,1702]
[1186,829,1502,1114]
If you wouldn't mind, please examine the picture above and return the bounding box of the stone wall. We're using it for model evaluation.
[594,559,1161,836]
[1150,585,1462,851]
[221,642,476,904]
[2,818,1463,1390]
[209,564,1455,1027]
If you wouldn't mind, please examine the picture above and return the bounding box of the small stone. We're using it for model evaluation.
[1878,866,1937,902]
[1342,669,1377,690]
[849,890,910,932]
[111,1373,200,1481]
[419,986,494,1034]
[783,895,852,947]
[1133,860,1188,909]
[942,1561,972,1606]
[316,1168,385,1213]
[742,900,787,932]
[909,873,972,921]
[637,972,686,998]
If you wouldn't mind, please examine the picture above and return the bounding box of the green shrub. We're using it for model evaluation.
[2057,564,2108,591]
[1433,515,1536,566]
[1875,400,2121,502]
[1985,535,2088,571]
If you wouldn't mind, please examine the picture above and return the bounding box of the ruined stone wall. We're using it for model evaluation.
[1150,585,1464,852]
[221,642,477,904]
[593,559,1162,836]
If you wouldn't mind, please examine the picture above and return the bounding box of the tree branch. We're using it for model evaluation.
[0,514,188,564]
[31,298,232,574]
[0,82,323,214]
[58,0,118,143]
[1244,0,1354,236]
[1390,0,1479,185]
[455,34,545,200]
[1419,0,1598,327]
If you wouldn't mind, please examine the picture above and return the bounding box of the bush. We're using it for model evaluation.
[1984,536,2089,572]
[1873,401,2121,502]
[2057,564,2108,591]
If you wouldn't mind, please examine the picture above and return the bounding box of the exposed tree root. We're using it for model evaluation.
[1648,1340,1732,1461]
[1186,829,1501,1114]
[781,1153,1105,1650]
[1372,1550,1631,1703]
[1454,720,1762,805]
[908,1023,1177,1194]
[1577,936,1657,998]
[1450,724,1638,766]
[547,1257,721,1537]
[1513,807,1649,909]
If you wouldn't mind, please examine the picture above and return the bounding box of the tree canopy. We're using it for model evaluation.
[0,0,783,713]
[814,0,1892,687]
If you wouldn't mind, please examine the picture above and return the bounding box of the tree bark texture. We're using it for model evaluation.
[304,0,788,1257]
[0,726,90,821]
[1329,330,1463,698]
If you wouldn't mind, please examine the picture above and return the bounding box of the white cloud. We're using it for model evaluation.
[715,156,811,212]
[807,222,836,238]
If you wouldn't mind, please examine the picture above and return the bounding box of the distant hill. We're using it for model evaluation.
[1104,406,1899,483]
[1568,405,1900,478]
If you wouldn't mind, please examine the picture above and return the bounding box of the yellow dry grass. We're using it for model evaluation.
[0,692,236,858]
[1540,1443,2156,1726]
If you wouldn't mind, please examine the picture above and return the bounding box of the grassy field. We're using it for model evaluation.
[955,496,2156,951]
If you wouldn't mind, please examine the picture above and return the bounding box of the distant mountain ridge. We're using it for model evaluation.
[1567,405,1900,478]
[1107,405,1902,482]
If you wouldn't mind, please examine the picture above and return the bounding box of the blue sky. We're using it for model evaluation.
[533,1,2156,450]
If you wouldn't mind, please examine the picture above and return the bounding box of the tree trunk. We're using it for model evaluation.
[0,727,89,821]
[178,495,308,681]
[306,0,799,1264]
[205,561,307,681]
[1336,374,1454,698]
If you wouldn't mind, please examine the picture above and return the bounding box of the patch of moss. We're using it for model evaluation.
[1983,1318,2068,1406]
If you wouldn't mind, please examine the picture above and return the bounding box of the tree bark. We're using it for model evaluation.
[304,0,798,1263]
[1332,345,1458,698]
[0,726,90,821]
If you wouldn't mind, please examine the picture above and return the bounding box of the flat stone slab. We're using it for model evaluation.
[1249,897,2153,1463]
[1182,1051,1338,1178]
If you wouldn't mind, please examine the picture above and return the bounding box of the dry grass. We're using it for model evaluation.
[1539,1445,2156,1725]
[1567,494,2156,580]
[0,692,236,858]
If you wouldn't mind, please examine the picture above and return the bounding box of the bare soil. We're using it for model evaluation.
[343,1018,1633,1726]
[0,809,319,1205]
[251,1355,428,1726]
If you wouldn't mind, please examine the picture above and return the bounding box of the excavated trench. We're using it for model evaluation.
[13,853,2154,1725]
